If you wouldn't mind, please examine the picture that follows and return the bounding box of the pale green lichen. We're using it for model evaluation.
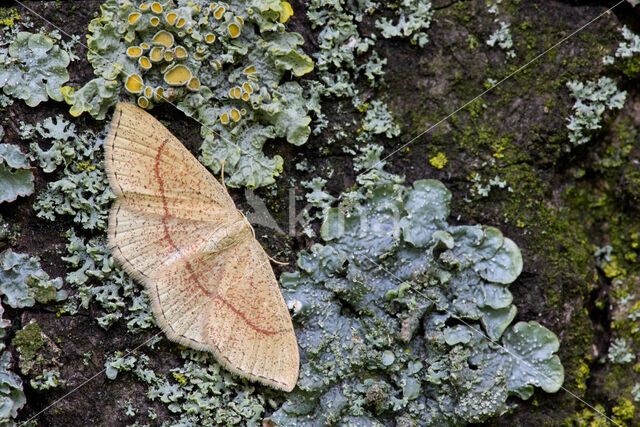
[0,31,70,107]
[62,0,315,188]
[61,230,154,332]
[269,150,563,424]
[25,115,115,230]
[0,249,65,309]
[103,349,267,424]
[566,77,627,147]
[30,368,65,391]
[486,21,515,59]
[105,351,137,380]
[375,0,433,47]
[0,143,34,203]
[0,351,25,421]
[356,100,401,142]
[608,338,636,364]
[616,26,640,59]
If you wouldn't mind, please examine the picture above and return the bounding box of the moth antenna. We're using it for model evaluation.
[268,255,289,266]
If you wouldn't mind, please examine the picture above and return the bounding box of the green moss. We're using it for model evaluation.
[612,398,635,425]
[564,404,609,427]
[0,8,20,27]
[11,322,45,364]
[428,152,447,169]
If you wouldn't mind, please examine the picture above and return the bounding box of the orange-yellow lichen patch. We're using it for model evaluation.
[138,56,152,69]
[125,74,144,94]
[213,5,225,19]
[232,87,242,98]
[220,111,229,124]
[230,108,241,122]
[139,2,149,10]
[196,46,206,54]
[140,42,150,50]
[241,92,250,101]
[176,17,186,28]
[137,96,150,108]
[188,76,201,91]
[150,16,160,26]
[151,1,162,13]
[149,46,164,63]
[228,23,241,38]
[209,3,218,11]
[127,46,143,58]
[154,86,164,100]
[164,49,174,62]
[205,33,216,44]
[212,60,222,70]
[164,65,192,86]
[165,11,178,25]
[243,65,257,74]
[152,30,174,48]
[174,45,187,59]
[242,82,253,93]
[144,86,153,98]
[240,108,247,115]
[128,12,141,24]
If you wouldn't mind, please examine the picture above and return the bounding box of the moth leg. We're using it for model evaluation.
[267,255,289,266]
[220,160,230,197]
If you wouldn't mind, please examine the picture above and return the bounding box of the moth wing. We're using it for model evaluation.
[204,238,299,392]
[108,199,227,280]
[104,102,235,221]
[147,236,299,392]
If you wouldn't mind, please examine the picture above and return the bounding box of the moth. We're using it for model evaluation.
[105,102,299,391]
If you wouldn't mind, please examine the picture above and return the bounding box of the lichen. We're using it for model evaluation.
[0,31,70,106]
[356,100,401,142]
[486,21,515,58]
[269,150,563,424]
[103,349,267,424]
[608,338,636,365]
[61,230,154,332]
[0,143,34,203]
[566,77,626,147]
[26,115,115,230]
[30,369,66,391]
[375,0,433,48]
[0,351,25,422]
[62,0,315,188]
[0,249,65,309]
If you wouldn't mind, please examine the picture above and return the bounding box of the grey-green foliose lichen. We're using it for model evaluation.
[269,153,563,424]
[0,31,70,107]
